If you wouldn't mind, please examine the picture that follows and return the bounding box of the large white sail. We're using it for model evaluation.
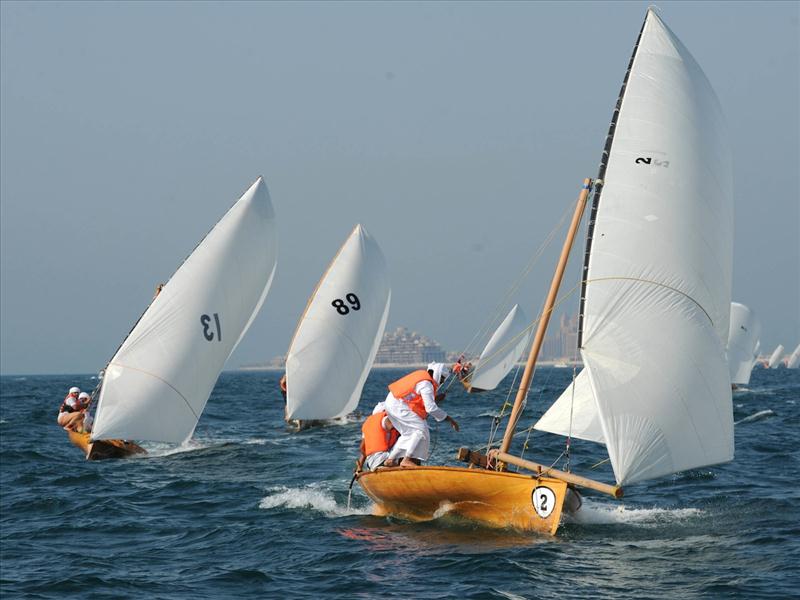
[92,178,278,443]
[467,305,532,392]
[286,224,391,420]
[767,344,785,368]
[572,10,734,486]
[787,344,800,369]
[727,302,762,385]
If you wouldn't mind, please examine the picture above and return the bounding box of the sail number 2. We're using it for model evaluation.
[635,156,669,168]
[201,313,222,342]
[331,293,361,315]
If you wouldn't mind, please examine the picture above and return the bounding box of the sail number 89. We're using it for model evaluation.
[332,293,360,315]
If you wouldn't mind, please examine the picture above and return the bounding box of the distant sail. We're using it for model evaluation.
[466,305,532,392]
[727,303,761,385]
[92,178,278,443]
[567,11,734,486]
[767,344,785,369]
[286,224,391,420]
[787,344,800,369]
[534,369,605,444]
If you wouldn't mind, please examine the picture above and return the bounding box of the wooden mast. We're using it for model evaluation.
[498,178,592,456]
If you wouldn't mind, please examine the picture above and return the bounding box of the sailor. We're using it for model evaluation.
[383,362,459,468]
[357,411,399,471]
[279,373,287,401]
[77,392,93,433]
[57,387,84,430]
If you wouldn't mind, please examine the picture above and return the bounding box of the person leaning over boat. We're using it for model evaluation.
[382,362,459,468]
[357,410,399,471]
[57,388,89,431]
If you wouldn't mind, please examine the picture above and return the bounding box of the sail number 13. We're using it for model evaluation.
[201,313,222,342]
[331,293,360,315]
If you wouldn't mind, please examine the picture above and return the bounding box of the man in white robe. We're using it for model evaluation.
[383,362,459,467]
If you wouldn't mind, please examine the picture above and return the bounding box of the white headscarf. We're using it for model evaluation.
[427,362,450,384]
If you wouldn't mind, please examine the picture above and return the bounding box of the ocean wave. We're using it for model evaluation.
[735,409,776,425]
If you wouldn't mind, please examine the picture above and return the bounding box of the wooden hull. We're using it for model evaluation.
[357,465,568,535]
[67,430,146,461]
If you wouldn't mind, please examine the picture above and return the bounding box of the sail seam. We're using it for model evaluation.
[107,362,200,421]
[584,276,714,326]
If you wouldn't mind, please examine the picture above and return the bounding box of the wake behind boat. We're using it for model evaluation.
[66,177,278,459]
[358,8,734,534]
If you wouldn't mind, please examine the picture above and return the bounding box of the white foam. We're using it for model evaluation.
[735,409,776,425]
[566,498,702,526]
[259,485,371,517]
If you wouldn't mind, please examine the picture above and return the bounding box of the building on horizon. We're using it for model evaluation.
[374,327,446,365]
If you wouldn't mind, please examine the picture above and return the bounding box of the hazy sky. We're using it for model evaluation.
[1,1,798,375]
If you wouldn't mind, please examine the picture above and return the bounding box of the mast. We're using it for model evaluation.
[498,178,592,456]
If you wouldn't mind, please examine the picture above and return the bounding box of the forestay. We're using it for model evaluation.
[286,224,390,420]
[727,302,762,385]
[467,305,532,392]
[92,178,278,443]
[573,10,734,486]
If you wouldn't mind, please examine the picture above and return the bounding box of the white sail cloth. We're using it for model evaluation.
[286,224,391,420]
[534,370,605,444]
[767,345,785,368]
[554,11,734,486]
[726,302,762,385]
[787,344,800,369]
[92,178,278,443]
[467,305,531,392]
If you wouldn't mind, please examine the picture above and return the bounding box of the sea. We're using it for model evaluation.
[1,366,798,599]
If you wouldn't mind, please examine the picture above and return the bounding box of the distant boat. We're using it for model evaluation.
[461,304,532,393]
[357,9,733,534]
[727,302,762,386]
[786,344,800,369]
[284,224,390,427]
[767,344,785,369]
[72,177,278,460]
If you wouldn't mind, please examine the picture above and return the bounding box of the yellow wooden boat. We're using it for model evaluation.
[358,465,569,535]
[67,430,146,461]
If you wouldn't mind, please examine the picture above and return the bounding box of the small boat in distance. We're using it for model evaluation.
[357,8,734,534]
[727,302,761,388]
[767,344,785,369]
[284,224,391,429]
[70,177,278,459]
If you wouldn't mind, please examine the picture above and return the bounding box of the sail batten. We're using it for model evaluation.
[571,10,734,485]
[91,177,278,443]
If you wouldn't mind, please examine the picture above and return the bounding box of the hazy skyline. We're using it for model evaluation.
[1,1,798,375]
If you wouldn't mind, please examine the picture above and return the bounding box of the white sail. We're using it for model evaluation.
[467,305,532,392]
[92,177,278,443]
[571,10,734,486]
[534,369,605,444]
[767,344,785,368]
[727,302,762,385]
[787,344,800,369]
[286,224,391,420]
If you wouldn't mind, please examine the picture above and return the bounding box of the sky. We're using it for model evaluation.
[1,1,798,375]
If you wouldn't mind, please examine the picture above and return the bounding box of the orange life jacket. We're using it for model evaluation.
[388,370,438,420]
[362,411,399,456]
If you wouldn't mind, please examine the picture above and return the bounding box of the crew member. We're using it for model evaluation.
[57,387,88,431]
[383,362,459,467]
[357,411,399,471]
